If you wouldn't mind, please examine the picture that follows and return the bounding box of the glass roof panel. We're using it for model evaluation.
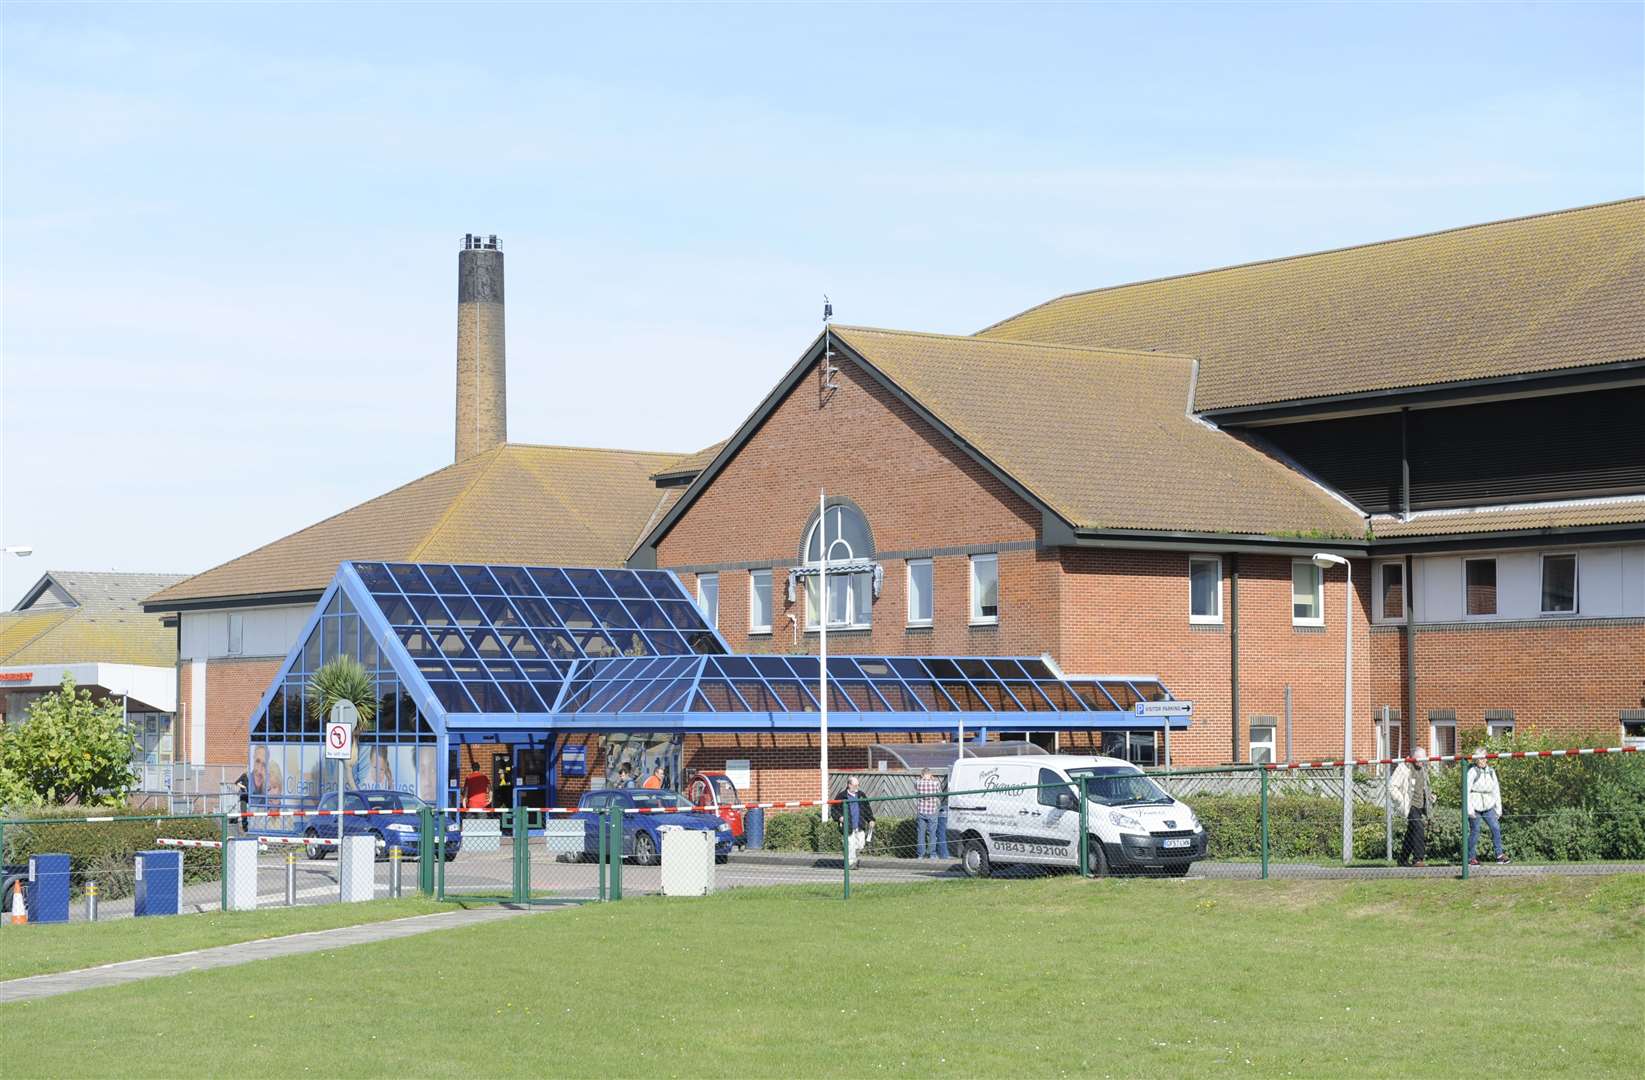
[488,566,537,596]
[457,565,503,595]
[566,568,615,598]
[528,567,574,597]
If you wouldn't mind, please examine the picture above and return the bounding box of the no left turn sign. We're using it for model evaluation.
[325,720,353,760]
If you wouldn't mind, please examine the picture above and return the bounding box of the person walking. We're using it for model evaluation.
[1466,748,1509,865]
[914,769,941,859]
[1392,747,1433,867]
[830,776,875,869]
[615,763,635,788]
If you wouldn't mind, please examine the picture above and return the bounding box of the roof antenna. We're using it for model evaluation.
[821,295,839,392]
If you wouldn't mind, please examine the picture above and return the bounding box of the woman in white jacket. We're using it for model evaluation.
[1467,748,1509,865]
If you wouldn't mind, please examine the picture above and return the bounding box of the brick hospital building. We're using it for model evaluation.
[146,202,1645,798]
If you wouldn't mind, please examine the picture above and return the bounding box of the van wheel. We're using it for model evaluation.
[1087,838,1109,878]
[961,838,992,878]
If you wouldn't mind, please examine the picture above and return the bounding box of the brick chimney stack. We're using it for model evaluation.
[455,233,507,462]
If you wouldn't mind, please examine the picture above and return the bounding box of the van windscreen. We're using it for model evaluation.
[1066,767,1172,806]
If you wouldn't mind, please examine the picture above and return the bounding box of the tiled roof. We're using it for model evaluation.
[40,571,188,613]
[1,615,178,667]
[979,199,1645,411]
[1369,498,1645,538]
[0,610,74,662]
[144,443,686,608]
[830,326,1365,537]
[651,441,727,483]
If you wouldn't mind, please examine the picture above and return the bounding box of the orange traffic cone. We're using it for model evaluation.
[9,882,26,925]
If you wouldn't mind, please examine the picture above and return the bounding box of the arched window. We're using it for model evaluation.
[803,503,874,629]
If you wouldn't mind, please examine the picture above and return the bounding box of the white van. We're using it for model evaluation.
[947,754,1207,877]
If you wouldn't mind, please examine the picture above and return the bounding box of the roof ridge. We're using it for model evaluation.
[409,445,518,560]
[502,441,685,459]
[975,195,1645,336]
[833,324,1197,363]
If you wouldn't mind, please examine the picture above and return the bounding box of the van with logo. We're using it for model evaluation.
[947,754,1206,877]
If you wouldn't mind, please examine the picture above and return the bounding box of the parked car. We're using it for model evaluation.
[947,755,1206,878]
[574,788,734,865]
[684,770,745,844]
[301,789,461,862]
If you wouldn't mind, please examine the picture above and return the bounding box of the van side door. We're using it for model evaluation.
[1025,768,1081,866]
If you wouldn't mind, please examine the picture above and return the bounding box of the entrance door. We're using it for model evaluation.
[514,748,548,810]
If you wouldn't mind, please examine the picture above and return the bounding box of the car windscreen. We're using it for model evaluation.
[626,791,691,811]
[711,777,737,801]
[357,792,407,812]
[1065,767,1173,806]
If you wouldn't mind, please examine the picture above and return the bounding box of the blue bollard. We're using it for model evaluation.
[134,849,182,917]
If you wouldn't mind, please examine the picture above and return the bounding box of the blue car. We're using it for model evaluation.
[576,789,734,865]
[301,789,461,862]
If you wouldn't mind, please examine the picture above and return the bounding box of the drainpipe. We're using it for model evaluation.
[1229,553,1241,764]
[1404,553,1417,746]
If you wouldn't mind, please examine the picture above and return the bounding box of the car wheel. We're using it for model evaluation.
[304,829,328,861]
[371,830,389,862]
[632,830,658,866]
[1088,837,1110,878]
[961,837,992,878]
[715,851,729,865]
[444,845,459,862]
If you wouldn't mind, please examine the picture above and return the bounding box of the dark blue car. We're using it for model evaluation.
[301,789,461,862]
[576,789,733,864]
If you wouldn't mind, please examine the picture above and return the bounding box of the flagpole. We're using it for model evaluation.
[818,486,829,814]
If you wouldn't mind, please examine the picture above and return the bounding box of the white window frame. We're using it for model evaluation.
[1291,559,1324,627]
[1430,714,1457,758]
[696,573,719,629]
[1485,712,1516,739]
[1188,556,1222,624]
[905,559,933,627]
[1539,552,1579,615]
[748,569,772,635]
[969,553,999,626]
[1373,560,1406,624]
[804,572,872,631]
[227,612,244,656]
[1249,724,1276,764]
[1462,557,1498,618]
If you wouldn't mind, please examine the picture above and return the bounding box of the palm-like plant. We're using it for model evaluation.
[306,656,378,732]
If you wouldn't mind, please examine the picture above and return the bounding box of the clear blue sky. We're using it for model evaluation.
[2,2,1641,606]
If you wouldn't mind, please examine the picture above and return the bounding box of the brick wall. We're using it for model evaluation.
[202,657,282,766]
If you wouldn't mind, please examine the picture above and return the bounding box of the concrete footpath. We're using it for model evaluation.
[0,904,548,1005]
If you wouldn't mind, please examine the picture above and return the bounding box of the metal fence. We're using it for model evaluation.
[4,746,1638,928]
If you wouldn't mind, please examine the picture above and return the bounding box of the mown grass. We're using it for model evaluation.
[0,896,455,981]
[2,876,1642,1077]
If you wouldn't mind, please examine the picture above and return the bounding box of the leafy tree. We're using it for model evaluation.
[306,655,377,732]
[0,674,134,805]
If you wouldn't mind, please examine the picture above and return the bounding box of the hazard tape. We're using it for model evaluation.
[1263,744,1639,771]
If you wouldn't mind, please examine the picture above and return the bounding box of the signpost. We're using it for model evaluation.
[1136,700,1192,768]
[326,702,357,876]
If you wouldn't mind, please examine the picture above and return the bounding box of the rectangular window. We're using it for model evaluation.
[1378,562,1405,622]
[906,559,933,626]
[227,612,244,656]
[1291,560,1323,626]
[805,571,871,629]
[1249,724,1277,764]
[1189,556,1222,623]
[1622,711,1645,748]
[1540,553,1578,614]
[696,573,719,629]
[1485,710,1515,739]
[970,554,999,625]
[1127,731,1157,767]
[1430,710,1457,758]
[1464,558,1497,616]
[748,570,772,635]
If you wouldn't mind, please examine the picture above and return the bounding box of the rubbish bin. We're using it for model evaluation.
[743,807,765,850]
[134,849,182,917]
[26,854,71,923]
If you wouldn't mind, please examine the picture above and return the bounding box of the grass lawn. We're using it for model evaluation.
[0,897,455,981]
[2,875,1642,1077]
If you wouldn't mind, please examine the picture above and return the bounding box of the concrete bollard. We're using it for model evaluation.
[224,837,259,912]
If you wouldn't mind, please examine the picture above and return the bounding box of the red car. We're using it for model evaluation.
[685,771,744,844]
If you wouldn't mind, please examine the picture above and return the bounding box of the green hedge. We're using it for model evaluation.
[2,806,224,900]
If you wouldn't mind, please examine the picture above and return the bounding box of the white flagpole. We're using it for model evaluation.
[818,487,829,813]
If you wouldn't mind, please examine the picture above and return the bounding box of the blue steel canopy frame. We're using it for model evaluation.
[246,561,1191,809]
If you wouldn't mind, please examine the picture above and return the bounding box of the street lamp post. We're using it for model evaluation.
[2,546,35,611]
[1312,552,1353,866]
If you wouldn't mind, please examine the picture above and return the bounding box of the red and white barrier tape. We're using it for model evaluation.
[1262,744,1638,772]
[158,835,381,849]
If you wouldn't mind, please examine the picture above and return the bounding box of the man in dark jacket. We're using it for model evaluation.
[830,776,876,868]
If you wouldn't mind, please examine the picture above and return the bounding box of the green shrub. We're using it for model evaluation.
[2,805,223,899]
[761,810,822,852]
